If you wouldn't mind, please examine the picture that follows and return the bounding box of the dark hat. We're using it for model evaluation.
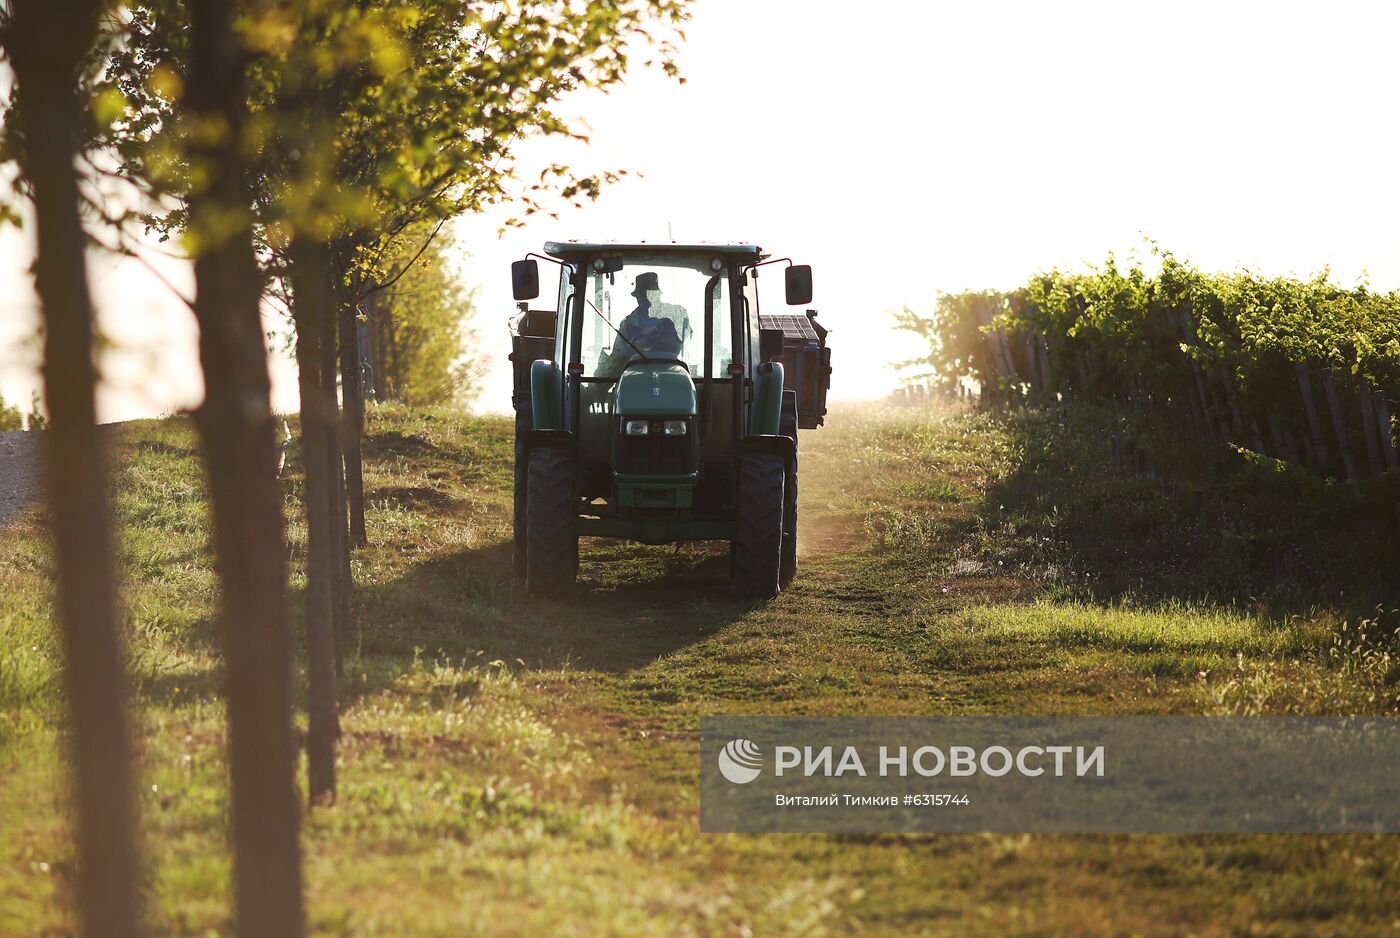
[631,272,660,297]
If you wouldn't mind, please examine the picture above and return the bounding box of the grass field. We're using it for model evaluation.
[2,402,1398,936]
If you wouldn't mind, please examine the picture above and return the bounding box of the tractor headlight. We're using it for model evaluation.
[624,419,650,436]
[661,420,688,436]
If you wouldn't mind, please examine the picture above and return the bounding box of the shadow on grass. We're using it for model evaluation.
[130,536,747,717]
[337,533,750,704]
[973,405,1400,620]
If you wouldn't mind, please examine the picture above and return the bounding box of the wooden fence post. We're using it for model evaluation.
[1218,368,1245,442]
[1320,369,1359,481]
[1294,363,1331,474]
[1357,377,1384,477]
[1178,309,1217,443]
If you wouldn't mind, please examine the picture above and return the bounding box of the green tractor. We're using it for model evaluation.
[508,241,831,598]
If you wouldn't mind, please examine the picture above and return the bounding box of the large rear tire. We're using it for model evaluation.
[730,452,785,600]
[779,402,799,589]
[525,447,577,596]
[511,408,530,581]
[779,452,797,589]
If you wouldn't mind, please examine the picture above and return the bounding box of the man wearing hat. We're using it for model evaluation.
[599,271,691,375]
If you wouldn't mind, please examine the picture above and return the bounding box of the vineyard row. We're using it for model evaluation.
[895,251,1400,489]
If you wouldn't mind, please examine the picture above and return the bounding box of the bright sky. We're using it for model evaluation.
[4,0,1400,420]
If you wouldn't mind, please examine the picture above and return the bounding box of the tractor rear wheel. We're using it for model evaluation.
[779,402,799,589]
[730,452,785,600]
[511,408,530,581]
[526,446,577,596]
[780,450,797,588]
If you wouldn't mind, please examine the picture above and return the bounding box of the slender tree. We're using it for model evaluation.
[183,0,306,930]
[289,238,341,806]
[338,293,368,546]
[0,0,140,934]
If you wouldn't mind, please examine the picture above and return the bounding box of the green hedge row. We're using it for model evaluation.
[894,249,1400,481]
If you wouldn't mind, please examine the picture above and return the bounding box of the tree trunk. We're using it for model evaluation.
[336,461,353,664]
[1294,364,1330,474]
[289,240,340,806]
[383,303,402,400]
[1320,369,1359,481]
[3,4,141,936]
[321,302,351,672]
[374,298,393,399]
[338,297,367,546]
[184,0,307,933]
[363,294,383,400]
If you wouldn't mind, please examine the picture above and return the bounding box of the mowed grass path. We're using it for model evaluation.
[1,403,1397,936]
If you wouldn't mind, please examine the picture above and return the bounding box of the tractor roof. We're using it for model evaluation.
[543,240,767,261]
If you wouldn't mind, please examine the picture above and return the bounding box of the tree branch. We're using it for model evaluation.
[357,217,447,300]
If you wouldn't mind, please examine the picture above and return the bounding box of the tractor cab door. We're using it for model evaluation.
[741,266,763,435]
[554,263,575,369]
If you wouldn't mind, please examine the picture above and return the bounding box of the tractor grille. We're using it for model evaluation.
[617,418,694,474]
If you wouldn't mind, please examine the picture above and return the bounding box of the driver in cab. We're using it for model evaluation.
[599,272,690,375]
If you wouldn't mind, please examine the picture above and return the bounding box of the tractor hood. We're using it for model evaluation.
[614,362,696,416]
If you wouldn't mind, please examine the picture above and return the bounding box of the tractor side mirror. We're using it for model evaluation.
[511,259,540,301]
[785,265,813,305]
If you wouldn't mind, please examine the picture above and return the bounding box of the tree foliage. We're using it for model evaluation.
[364,224,477,406]
[96,0,687,308]
[0,391,20,430]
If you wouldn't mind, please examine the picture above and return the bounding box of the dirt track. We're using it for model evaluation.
[0,431,42,529]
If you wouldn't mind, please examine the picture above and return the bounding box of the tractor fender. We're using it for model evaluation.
[753,361,785,436]
[522,428,574,452]
[740,433,795,470]
[530,359,563,430]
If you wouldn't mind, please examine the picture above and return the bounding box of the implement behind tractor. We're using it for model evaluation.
[508,241,832,598]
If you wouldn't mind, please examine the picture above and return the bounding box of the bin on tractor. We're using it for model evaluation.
[508,241,832,599]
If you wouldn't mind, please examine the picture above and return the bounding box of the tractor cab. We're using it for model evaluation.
[508,241,831,598]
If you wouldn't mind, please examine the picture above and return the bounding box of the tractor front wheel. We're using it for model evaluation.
[525,446,578,596]
[730,452,785,600]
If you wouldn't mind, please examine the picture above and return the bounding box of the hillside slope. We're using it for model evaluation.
[1,402,1397,936]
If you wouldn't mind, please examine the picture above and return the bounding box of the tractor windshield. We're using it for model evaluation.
[582,254,732,379]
